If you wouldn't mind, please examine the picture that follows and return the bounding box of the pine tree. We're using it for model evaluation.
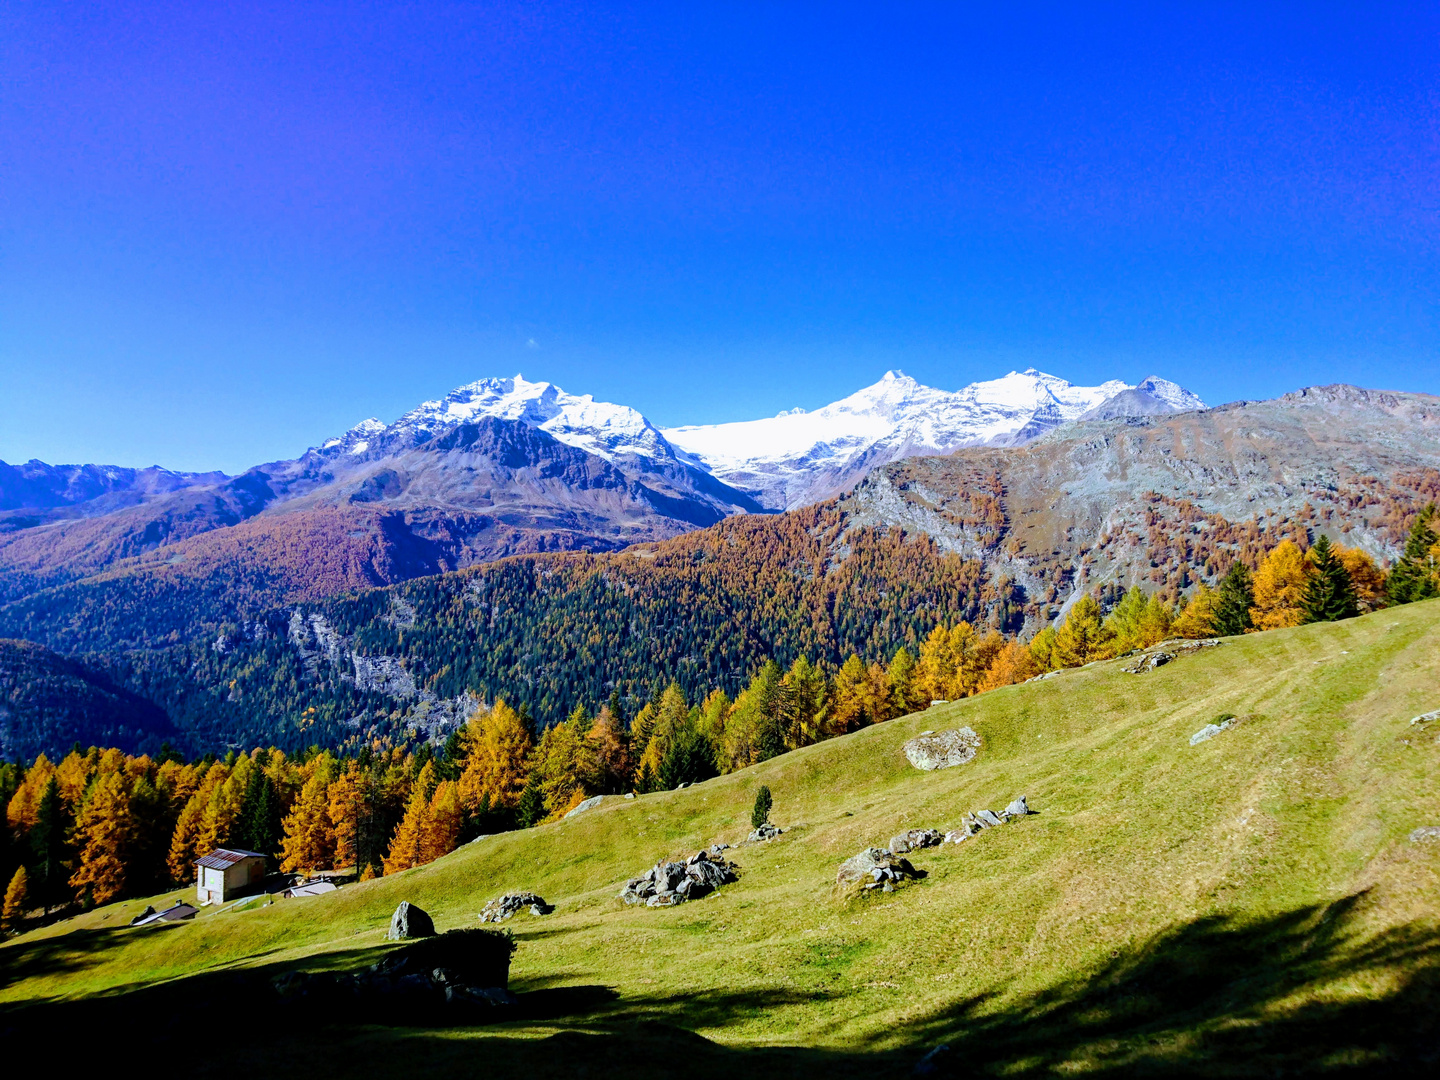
[751,786,772,831]
[1211,563,1255,636]
[1302,535,1360,623]
[28,776,68,907]
[1386,505,1439,605]
[69,772,132,906]
[235,770,283,860]
[2,866,28,936]
[515,776,545,828]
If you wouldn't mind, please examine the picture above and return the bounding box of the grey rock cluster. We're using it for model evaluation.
[387,900,436,940]
[888,828,943,854]
[478,892,554,923]
[903,727,981,770]
[620,850,740,907]
[1410,826,1440,843]
[1410,709,1440,726]
[942,796,1034,844]
[746,822,783,843]
[836,847,925,892]
[1121,638,1223,675]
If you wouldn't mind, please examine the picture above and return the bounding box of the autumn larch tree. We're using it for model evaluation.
[2,866,28,936]
[70,771,133,906]
[1251,540,1312,630]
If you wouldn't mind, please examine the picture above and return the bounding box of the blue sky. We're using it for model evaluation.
[2,3,1437,473]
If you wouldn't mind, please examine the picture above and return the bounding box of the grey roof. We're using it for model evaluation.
[196,848,267,870]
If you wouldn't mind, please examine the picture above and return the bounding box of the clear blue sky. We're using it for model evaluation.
[2,3,1436,473]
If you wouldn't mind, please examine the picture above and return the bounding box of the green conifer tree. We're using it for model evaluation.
[516,776,545,828]
[1212,562,1255,636]
[28,777,69,907]
[751,785,773,831]
[1386,505,1439,606]
[1302,535,1360,623]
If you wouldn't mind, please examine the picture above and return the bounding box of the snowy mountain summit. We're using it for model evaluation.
[663,369,1206,509]
[323,368,1204,514]
[323,375,673,464]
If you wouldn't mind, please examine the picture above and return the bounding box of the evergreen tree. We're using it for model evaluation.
[751,786,772,831]
[28,776,68,907]
[657,720,718,790]
[1302,535,1360,623]
[1386,505,1439,606]
[515,775,545,828]
[1211,563,1255,636]
[235,770,284,861]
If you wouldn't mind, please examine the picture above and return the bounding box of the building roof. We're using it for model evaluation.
[196,848,268,870]
[131,902,198,927]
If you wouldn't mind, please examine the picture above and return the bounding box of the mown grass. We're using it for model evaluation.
[3,600,1439,1076]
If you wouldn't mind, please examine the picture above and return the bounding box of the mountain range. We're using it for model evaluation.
[0,367,1204,604]
[1,373,1436,759]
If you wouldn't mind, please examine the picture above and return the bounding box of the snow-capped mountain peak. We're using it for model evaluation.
[327,374,674,464]
[662,368,1201,509]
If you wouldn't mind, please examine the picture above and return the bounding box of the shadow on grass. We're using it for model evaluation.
[2,890,1436,1077]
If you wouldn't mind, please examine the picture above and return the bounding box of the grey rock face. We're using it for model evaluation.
[478,892,554,923]
[387,901,436,940]
[1410,826,1440,843]
[1190,715,1239,745]
[903,727,981,770]
[620,850,740,907]
[747,822,783,843]
[836,847,924,889]
[888,828,943,854]
[1410,710,1440,726]
[564,794,606,818]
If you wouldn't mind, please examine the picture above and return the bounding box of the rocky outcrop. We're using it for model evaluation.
[746,822,783,843]
[943,796,1034,844]
[478,892,554,922]
[836,847,925,892]
[888,828,943,854]
[1410,826,1440,843]
[903,728,981,770]
[1121,638,1223,674]
[620,850,739,907]
[564,794,606,818]
[387,901,436,940]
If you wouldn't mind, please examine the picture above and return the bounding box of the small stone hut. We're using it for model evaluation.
[195,848,267,904]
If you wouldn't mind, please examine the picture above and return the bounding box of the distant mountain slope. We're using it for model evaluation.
[846,383,1440,624]
[0,638,173,760]
[0,415,763,608]
[663,369,1205,509]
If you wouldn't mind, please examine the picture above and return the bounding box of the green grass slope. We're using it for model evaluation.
[4,600,1439,1076]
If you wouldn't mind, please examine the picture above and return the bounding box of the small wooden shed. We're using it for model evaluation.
[195,848,267,904]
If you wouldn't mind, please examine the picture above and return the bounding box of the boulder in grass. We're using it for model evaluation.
[836,847,924,891]
[387,901,436,940]
[903,728,981,770]
[888,828,943,854]
[747,822,783,843]
[478,892,554,923]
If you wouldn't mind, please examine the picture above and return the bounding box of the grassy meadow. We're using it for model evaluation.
[3,599,1439,1076]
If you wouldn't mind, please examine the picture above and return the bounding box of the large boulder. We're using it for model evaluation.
[747,822,783,843]
[836,847,924,891]
[387,900,436,940]
[903,728,981,771]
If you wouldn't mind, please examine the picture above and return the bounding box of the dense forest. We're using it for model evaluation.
[4,506,1436,933]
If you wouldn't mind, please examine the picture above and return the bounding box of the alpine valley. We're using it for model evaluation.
[1,370,1438,758]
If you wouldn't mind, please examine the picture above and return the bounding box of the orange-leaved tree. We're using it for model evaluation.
[457,700,532,815]
[70,771,133,905]
[1251,540,1312,630]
